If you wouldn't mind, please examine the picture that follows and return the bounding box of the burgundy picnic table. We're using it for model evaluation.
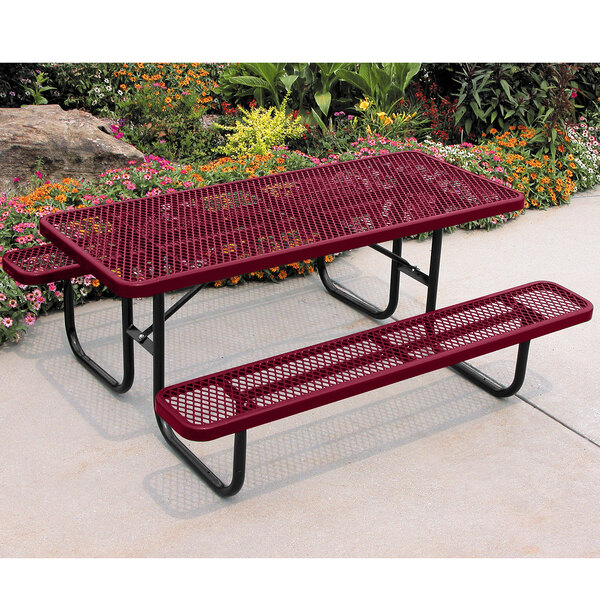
[33,149,524,393]
[16,151,592,496]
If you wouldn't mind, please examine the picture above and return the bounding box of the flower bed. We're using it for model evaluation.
[2,120,599,345]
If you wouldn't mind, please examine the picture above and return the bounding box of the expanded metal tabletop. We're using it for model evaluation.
[39,150,524,298]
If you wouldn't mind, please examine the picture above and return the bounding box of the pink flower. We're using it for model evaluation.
[35,171,43,178]
[13,177,20,183]
[2,317,13,328]
[571,90,578,98]
[24,313,36,326]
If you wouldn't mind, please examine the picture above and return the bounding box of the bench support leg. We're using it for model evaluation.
[156,416,247,497]
[451,341,531,397]
[151,292,246,497]
[63,280,135,393]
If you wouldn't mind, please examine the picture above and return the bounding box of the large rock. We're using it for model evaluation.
[0,104,145,192]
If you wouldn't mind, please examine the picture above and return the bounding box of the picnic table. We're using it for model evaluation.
[3,150,593,497]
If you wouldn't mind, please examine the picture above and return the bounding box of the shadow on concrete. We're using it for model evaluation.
[143,363,550,518]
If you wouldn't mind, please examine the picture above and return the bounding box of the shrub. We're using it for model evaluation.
[451,63,582,145]
[215,95,306,157]
[411,79,460,143]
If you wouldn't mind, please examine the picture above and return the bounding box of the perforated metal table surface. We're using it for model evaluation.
[39,150,524,298]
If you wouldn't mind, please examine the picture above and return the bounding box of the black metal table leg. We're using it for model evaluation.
[152,292,246,497]
[63,280,135,393]
[318,229,444,318]
[317,238,403,319]
[426,228,443,312]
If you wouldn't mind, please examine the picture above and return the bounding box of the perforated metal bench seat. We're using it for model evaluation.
[2,243,86,284]
[156,281,593,442]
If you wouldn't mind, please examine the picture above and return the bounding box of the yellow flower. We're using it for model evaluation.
[358,98,370,110]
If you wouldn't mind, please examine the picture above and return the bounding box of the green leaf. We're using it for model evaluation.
[314,90,332,117]
[280,74,298,92]
[470,100,483,119]
[337,69,371,98]
[499,79,512,101]
[247,62,281,85]
[310,107,329,134]
[454,105,467,124]
[228,75,271,90]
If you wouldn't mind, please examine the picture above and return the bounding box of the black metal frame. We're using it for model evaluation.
[62,279,246,497]
[151,292,247,497]
[63,280,135,394]
[316,228,531,398]
[317,229,443,319]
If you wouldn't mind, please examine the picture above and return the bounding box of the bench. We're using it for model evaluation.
[155,280,592,496]
[2,242,87,284]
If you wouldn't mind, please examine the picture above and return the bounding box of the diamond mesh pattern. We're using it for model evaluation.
[39,151,524,297]
[155,281,592,441]
[2,243,86,284]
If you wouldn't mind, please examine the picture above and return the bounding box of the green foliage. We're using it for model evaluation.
[113,84,213,162]
[0,63,47,107]
[351,96,425,139]
[452,63,581,144]
[215,94,305,157]
[337,63,421,114]
[47,63,126,114]
[20,71,56,106]
[218,63,355,125]
[222,62,291,108]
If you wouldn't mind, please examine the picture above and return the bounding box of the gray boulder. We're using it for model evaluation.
[0,104,145,193]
